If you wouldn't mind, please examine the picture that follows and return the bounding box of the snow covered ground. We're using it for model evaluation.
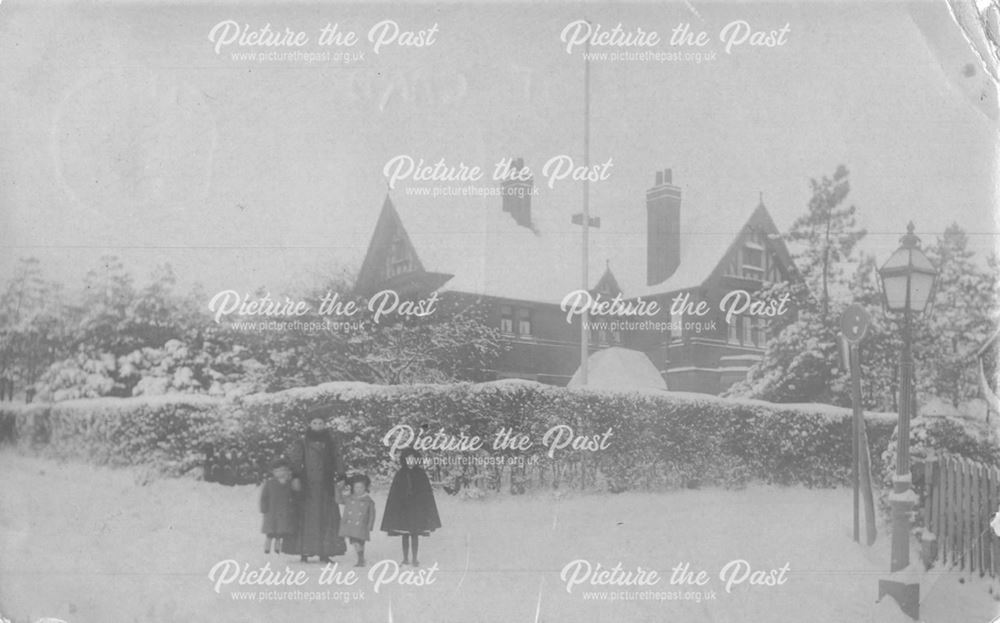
[0,450,996,623]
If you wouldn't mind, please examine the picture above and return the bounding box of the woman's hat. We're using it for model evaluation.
[398,447,422,466]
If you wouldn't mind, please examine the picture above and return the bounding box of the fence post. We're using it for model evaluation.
[955,457,970,571]
[933,457,942,566]
[985,464,991,577]
[955,457,963,568]
[988,464,996,577]
[951,456,960,569]
[934,460,944,560]
[981,463,990,577]
[942,456,951,565]
[993,467,1000,579]
[972,461,981,575]
[962,459,976,572]
[921,457,938,568]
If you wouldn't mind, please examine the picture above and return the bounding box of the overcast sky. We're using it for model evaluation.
[0,0,996,298]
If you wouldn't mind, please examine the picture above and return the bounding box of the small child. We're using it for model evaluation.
[260,460,297,554]
[380,448,441,567]
[338,473,376,567]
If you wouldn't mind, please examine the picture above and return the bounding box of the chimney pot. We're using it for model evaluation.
[663,168,672,185]
[655,171,664,186]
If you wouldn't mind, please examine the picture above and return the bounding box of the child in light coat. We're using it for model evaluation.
[338,473,376,567]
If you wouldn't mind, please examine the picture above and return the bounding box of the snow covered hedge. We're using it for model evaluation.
[0,381,916,490]
[0,395,226,477]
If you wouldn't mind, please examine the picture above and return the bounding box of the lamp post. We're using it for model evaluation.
[876,222,937,619]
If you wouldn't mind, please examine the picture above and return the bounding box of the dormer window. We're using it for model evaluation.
[385,230,413,278]
[739,230,767,281]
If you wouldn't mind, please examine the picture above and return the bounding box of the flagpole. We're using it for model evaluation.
[580,26,591,386]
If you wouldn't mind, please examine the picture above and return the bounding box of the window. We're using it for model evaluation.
[500,306,514,334]
[740,247,764,281]
[766,256,782,282]
[500,306,534,337]
[738,229,767,281]
[385,230,412,278]
[728,314,768,347]
[750,317,761,347]
[728,316,741,344]
[670,311,683,340]
[517,308,532,336]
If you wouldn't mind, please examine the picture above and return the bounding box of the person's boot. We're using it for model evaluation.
[319,556,332,564]
[300,555,308,563]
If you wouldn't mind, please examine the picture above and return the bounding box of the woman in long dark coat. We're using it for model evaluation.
[284,412,347,562]
[381,448,441,566]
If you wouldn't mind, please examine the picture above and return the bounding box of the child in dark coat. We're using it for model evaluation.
[338,473,376,567]
[260,460,297,554]
[380,448,441,567]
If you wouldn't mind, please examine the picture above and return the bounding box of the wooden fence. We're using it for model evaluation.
[923,454,1000,577]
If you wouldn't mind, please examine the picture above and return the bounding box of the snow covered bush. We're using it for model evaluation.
[35,351,119,401]
[876,412,1000,527]
[230,381,900,491]
[3,395,226,476]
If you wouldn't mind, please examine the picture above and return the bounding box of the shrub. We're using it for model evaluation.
[877,412,1000,526]
[0,396,224,477]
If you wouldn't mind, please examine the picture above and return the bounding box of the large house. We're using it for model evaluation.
[355,165,800,394]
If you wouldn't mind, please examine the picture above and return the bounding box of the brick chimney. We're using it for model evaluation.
[647,168,682,285]
[502,157,533,228]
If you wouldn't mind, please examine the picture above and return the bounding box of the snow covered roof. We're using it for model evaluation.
[376,179,783,304]
[566,347,668,391]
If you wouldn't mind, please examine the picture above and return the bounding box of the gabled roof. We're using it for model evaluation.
[593,264,622,295]
[361,183,794,305]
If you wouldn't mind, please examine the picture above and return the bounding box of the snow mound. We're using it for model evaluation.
[567,347,668,391]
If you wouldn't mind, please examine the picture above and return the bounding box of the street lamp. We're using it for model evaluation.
[876,221,937,619]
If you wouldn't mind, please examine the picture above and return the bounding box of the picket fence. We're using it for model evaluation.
[923,454,1000,577]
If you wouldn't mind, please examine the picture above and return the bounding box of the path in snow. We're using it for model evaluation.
[0,451,994,623]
